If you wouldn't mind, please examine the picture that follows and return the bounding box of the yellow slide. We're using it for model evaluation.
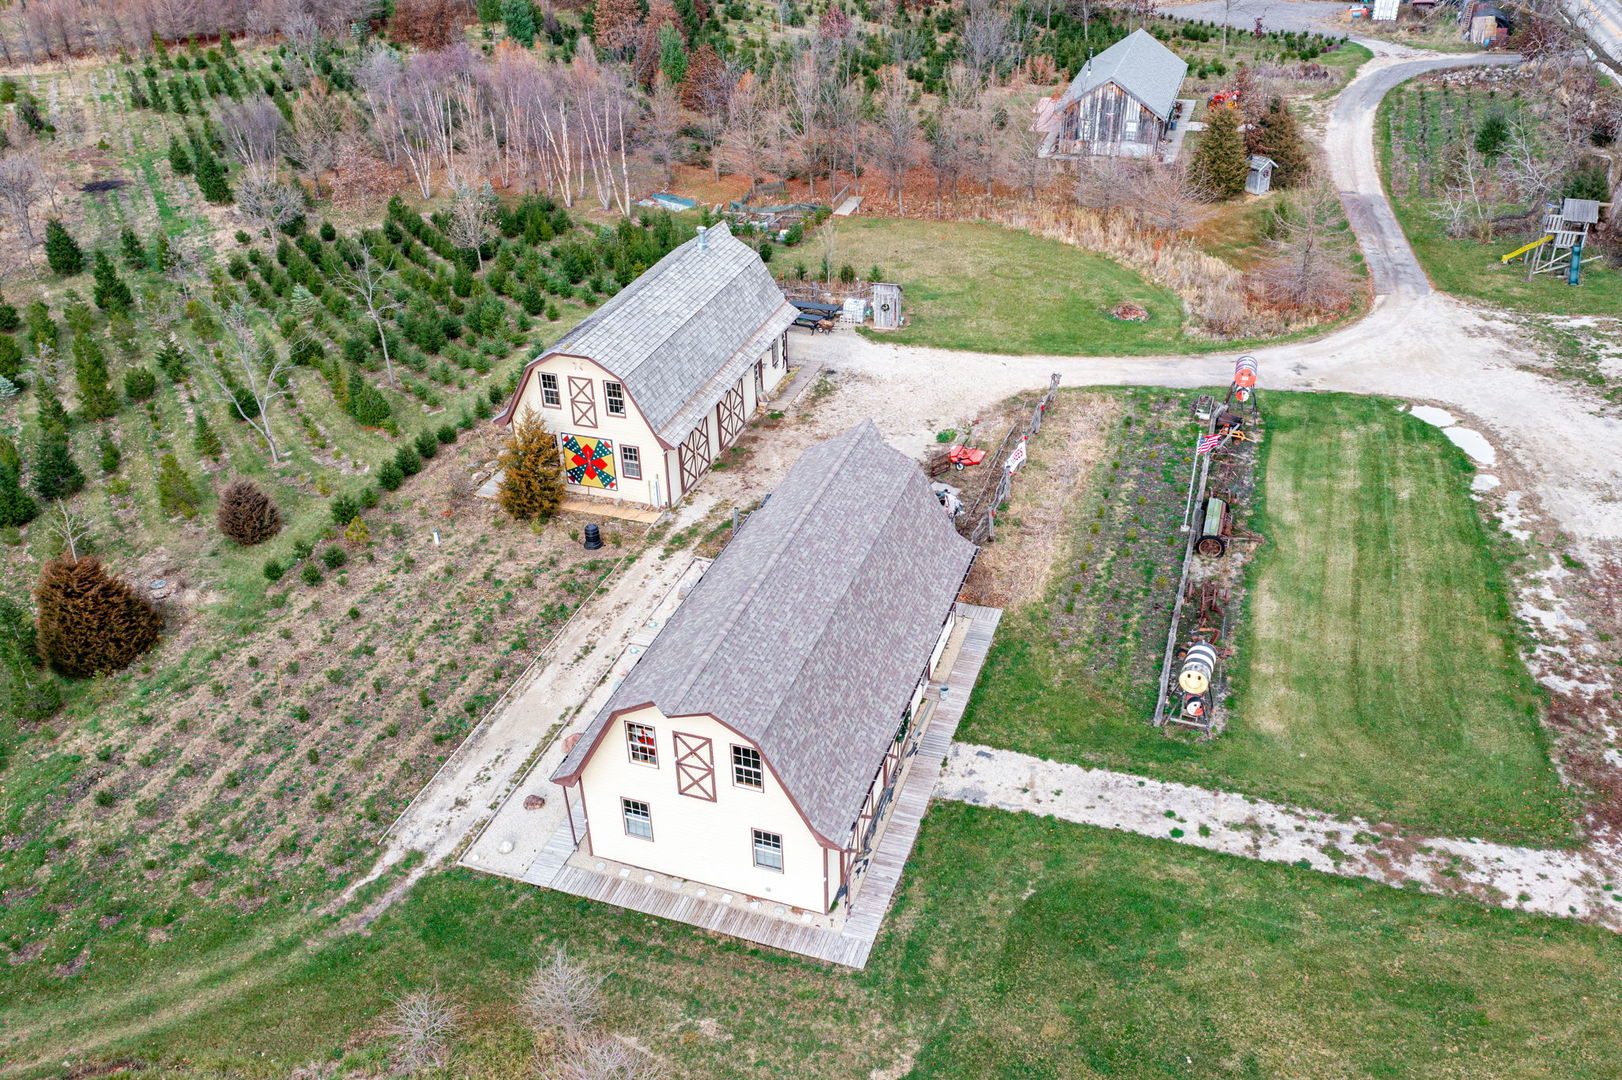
[1500,235,1553,263]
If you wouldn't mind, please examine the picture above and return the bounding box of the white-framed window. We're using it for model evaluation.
[732,745,763,790]
[752,829,783,872]
[622,798,653,840]
[621,444,642,481]
[540,372,561,408]
[604,380,626,417]
[626,722,657,766]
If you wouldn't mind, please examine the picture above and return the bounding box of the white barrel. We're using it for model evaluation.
[1177,642,1218,695]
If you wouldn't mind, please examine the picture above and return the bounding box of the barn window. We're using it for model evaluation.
[621,445,642,480]
[622,799,653,840]
[752,829,783,871]
[540,372,560,408]
[732,746,763,790]
[604,381,626,417]
[626,722,657,765]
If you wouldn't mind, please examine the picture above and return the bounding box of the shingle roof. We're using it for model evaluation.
[1057,28,1188,123]
[504,221,797,446]
[553,421,978,843]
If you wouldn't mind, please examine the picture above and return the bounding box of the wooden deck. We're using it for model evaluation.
[496,603,1003,969]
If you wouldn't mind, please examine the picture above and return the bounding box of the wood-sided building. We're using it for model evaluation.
[495,222,797,508]
[1033,29,1188,160]
[549,422,978,915]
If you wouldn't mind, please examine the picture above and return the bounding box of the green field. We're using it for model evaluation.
[13,806,1621,1078]
[959,391,1574,844]
[827,217,1198,355]
[1378,79,1622,314]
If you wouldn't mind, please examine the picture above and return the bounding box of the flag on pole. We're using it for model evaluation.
[1196,433,1223,455]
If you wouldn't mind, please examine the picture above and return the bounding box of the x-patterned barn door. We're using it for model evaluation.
[677,419,712,494]
[672,732,715,801]
[568,377,597,428]
[717,385,745,448]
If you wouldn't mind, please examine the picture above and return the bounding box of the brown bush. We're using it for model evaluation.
[34,557,162,678]
[216,479,282,547]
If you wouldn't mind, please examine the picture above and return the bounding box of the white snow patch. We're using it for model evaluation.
[1408,405,1457,427]
[1443,427,1497,465]
[1471,473,1501,491]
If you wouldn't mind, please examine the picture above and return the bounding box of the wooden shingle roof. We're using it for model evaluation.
[553,422,979,843]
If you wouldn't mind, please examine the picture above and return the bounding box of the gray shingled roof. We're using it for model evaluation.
[1057,29,1188,123]
[522,221,797,446]
[554,421,978,844]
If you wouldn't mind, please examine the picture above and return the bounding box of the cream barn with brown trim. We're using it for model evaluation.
[550,422,978,914]
[495,222,796,507]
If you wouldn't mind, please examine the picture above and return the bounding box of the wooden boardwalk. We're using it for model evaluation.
[503,603,1003,969]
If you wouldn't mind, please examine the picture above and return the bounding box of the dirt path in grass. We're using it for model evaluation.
[939,743,1622,930]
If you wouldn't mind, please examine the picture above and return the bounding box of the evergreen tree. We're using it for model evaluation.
[1475,110,1509,159]
[156,340,188,382]
[0,333,22,381]
[92,251,135,316]
[0,462,38,527]
[32,432,84,500]
[0,595,59,721]
[1254,97,1310,190]
[151,233,176,271]
[503,0,538,45]
[72,333,118,421]
[216,479,281,545]
[24,300,55,349]
[0,434,17,473]
[123,367,157,402]
[194,148,232,203]
[496,410,564,522]
[34,555,162,677]
[1189,106,1249,200]
[168,137,193,175]
[155,452,200,518]
[193,412,223,459]
[346,367,393,428]
[34,386,69,436]
[477,0,503,20]
[98,433,122,474]
[0,295,21,332]
[44,219,85,276]
[657,23,687,86]
[120,227,148,269]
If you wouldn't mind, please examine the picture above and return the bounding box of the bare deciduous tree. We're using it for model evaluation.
[50,498,92,561]
[234,169,307,237]
[1254,186,1357,315]
[336,245,403,387]
[204,304,297,465]
[287,79,350,197]
[546,1034,663,1080]
[961,0,1018,77]
[870,68,919,212]
[520,946,605,1044]
[1431,145,1493,240]
[0,152,45,250]
[643,75,686,188]
[217,96,286,173]
[722,71,774,188]
[383,986,461,1075]
[445,176,498,269]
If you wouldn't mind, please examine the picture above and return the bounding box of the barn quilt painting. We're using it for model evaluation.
[562,433,616,490]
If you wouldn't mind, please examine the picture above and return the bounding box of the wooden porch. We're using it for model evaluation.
[495,603,1003,969]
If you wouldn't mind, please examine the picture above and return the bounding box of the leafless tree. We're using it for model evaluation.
[383,986,461,1075]
[643,75,686,188]
[961,0,1018,78]
[722,71,774,188]
[234,169,307,237]
[871,68,919,212]
[203,304,297,465]
[1131,163,1214,235]
[445,176,498,269]
[1431,145,1493,240]
[335,245,403,387]
[287,80,350,197]
[520,946,605,1043]
[546,1034,663,1080]
[1498,121,1569,214]
[217,97,286,173]
[50,499,93,561]
[1254,185,1357,315]
[0,152,45,250]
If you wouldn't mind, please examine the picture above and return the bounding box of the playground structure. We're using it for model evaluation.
[1500,199,1609,285]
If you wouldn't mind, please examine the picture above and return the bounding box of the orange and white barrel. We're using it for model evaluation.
[1233,355,1258,388]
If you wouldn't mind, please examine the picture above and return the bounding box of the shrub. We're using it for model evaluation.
[123,367,158,402]
[217,479,282,546]
[497,411,563,522]
[300,561,323,586]
[34,556,162,677]
[321,544,348,569]
[263,557,285,581]
[98,434,121,474]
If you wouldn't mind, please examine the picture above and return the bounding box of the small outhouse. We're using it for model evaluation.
[1246,155,1276,196]
[871,282,903,329]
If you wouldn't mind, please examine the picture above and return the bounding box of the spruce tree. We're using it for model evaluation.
[0,595,59,720]
[194,148,232,203]
[72,333,118,421]
[34,386,70,436]
[156,340,188,382]
[0,462,38,527]
[32,432,84,500]
[193,412,223,459]
[496,410,564,522]
[503,0,538,45]
[92,251,134,316]
[34,555,162,677]
[168,137,193,175]
[346,367,393,428]
[0,333,21,381]
[155,452,200,518]
[119,227,147,269]
[216,479,281,545]
[0,434,17,472]
[44,219,85,276]
[1189,106,1249,200]
[1255,97,1310,190]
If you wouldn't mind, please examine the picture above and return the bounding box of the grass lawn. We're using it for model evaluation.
[959,391,1575,844]
[1377,80,1622,314]
[17,806,1622,1078]
[828,217,1199,356]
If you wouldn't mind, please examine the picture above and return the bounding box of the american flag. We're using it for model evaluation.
[1195,433,1223,455]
